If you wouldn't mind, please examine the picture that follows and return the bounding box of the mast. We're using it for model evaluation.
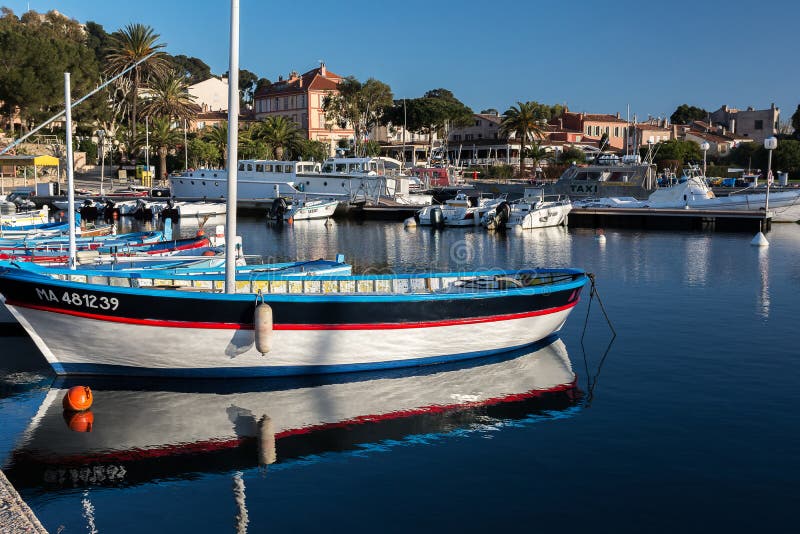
[626,104,630,157]
[402,98,406,166]
[64,72,77,270]
[224,0,240,294]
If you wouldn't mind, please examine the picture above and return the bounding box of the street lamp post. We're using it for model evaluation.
[700,141,710,177]
[764,136,777,212]
[96,129,105,195]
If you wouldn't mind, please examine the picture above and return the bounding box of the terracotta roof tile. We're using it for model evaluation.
[255,67,343,97]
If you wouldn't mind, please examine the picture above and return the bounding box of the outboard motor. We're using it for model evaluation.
[161,197,180,222]
[270,197,288,222]
[103,199,117,222]
[80,199,98,220]
[430,206,444,227]
[494,201,511,229]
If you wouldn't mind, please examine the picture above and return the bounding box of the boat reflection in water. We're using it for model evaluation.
[6,336,581,494]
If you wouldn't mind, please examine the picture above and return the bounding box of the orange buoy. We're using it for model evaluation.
[287,217,294,224]
[64,410,94,432]
[196,229,206,237]
[62,385,93,412]
[202,250,216,256]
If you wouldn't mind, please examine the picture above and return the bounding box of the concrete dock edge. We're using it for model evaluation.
[0,469,48,533]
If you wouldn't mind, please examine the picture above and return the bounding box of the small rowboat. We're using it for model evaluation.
[0,262,587,377]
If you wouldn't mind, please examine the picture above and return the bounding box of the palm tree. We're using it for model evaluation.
[106,23,167,161]
[138,117,181,182]
[524,142,549,178]
[238,124,273,160]
[500,102,547,174]
[256,116,301,160]
[141,69,197,121]
[203,123,228,167]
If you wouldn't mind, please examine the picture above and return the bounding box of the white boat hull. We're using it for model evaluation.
[177,201,227,217]
[508,203,572,229]
[284,200,338,221]
[7,303,574,376]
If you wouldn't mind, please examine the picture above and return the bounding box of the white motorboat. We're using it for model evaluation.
[483,188,571,230]
[269,197,338,222]
[418,193,506,227]
[160,200,227,221]
[574,165,800,222]
[113,200,139,216]
[0,206,49,227]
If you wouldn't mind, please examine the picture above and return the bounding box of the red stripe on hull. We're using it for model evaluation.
[6,299,579,331]
[22,381,577,466]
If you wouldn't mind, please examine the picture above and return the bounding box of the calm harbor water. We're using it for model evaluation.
[2,218,799,533]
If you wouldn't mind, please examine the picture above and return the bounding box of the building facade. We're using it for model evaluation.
[556,111,628,150]
[188,77,229,113]
[253,63,353,154]
[708,104,780,143]
[626,119,674,153]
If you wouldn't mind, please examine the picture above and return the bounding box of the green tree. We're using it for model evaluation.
[85,21,113,64]
[791,105,800,138]
[296,139,329,161]
[524,142,550,170]
[203,123,229,166]
[323,76,393,156]
[138,117,181,181]
[141,69,197,121]
[363,140,382,157]
[223,69,260,109]
[560,146,587,164]
[188,137,221,169]
[106,23,168,160]
[641,139,702,166]
[0,9,102,133]
[774,139,800,172]
[500,102,548,173]
[382,89,472,159]
[166,54,212,84]
[238,124,272,160]
[255,116,301,160]
[239,69,258,108]
[253,77,272,99]
[670,104,708,125]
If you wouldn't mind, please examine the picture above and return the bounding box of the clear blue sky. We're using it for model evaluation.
[5,0,799,121]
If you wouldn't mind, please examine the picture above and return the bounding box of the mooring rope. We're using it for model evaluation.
[580,273,616,407]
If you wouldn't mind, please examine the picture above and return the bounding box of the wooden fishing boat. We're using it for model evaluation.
[0,263,587,377]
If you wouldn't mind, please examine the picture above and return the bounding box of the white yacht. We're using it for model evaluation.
[169,157,419,207]
[574,165,800,222]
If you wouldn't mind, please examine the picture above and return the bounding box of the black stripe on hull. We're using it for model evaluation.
[0,274,585,326]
